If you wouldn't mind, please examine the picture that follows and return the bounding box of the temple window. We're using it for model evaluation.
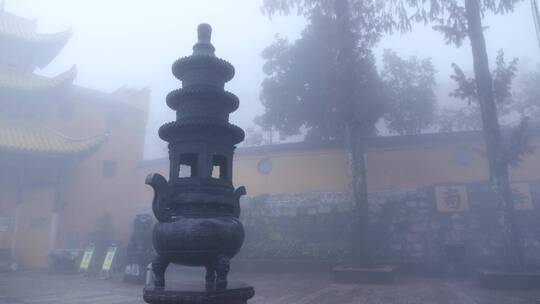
[211,155,227,179]
[179,153,198,178]
[257,158,272,175]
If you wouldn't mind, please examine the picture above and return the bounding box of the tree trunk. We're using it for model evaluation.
[465,0,523,270]
[335,0,370,266]
[346,123,370,266]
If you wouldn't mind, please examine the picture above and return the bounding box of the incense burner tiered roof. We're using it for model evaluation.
[161,23,243,146]
[152,24,245,221]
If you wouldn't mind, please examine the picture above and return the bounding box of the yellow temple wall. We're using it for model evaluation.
[233,149,349,196]
[131,136,540,202]
[57,87,149,251]
[227,137,540,196]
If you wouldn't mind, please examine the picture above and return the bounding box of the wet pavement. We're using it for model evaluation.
[0,270,137,304]
[2,267,540,304]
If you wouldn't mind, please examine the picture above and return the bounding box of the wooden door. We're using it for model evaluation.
[16,186,54,269]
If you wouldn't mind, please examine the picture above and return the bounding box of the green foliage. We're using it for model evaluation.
[439,50,520,132]
[505,118,533,166]
[439,52,534,167]
[259,0,525,140]
[386,0,523,41]
[263,0,523,44]
[382,50,437,135]
[257,10,385,140]
[513,65,540,121]
[450,64,477,105]
[437,106,482,132]
[242,126,265,147]
[493,51,519,104]
[262,0,393,42]
[450,50,518,107]
[502,65,540,165]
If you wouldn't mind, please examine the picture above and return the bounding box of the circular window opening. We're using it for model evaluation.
[257,158,273,175]
[453,146,474,166]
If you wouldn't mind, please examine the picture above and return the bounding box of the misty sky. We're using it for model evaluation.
[7,0,540,159]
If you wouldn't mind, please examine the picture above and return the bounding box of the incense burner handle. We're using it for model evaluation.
[145,173,171,222]
[233,186,246,218]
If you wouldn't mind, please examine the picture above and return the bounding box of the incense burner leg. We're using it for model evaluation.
[205,265,216,285]
[152,254,169,288]
[214,254,230,288]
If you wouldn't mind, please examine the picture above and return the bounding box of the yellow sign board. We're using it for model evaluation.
[435,185,469,213]
[435,183,534,212]
[101,246,117,272]
[511,183,534,210]
[79,244,95,271]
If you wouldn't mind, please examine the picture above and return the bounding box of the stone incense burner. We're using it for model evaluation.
[146,23,246,290]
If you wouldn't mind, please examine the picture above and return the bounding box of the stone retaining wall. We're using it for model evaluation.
[239,181,540,271]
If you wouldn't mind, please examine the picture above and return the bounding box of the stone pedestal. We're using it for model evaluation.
[143,282,255,304]
[333,265,395,284]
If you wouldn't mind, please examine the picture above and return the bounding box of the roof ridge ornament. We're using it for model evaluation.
[192,23,215,56]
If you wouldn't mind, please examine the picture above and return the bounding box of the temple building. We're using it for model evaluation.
[0,9,149,268]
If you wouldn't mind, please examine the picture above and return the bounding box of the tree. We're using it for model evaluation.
[257,13,349,141]
[438,50,519,132]
[382,50,437,135]
[441,51,532,163]
[437,106,482,132]
[260,0,386,265]
[386,0,527,270]
[514,65,540,124]
[242,126,265,147]
[257,11,383,141]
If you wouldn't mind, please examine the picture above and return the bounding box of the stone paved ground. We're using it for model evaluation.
[2,267,540,304]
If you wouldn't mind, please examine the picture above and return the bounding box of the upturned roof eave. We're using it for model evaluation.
[0,8,72,68]
[0,65,77,92]
[31,29,72,68]
[0,120,108,161]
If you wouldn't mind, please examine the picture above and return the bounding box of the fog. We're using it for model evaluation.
[8,0,539,158]
[3,1,540,303]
